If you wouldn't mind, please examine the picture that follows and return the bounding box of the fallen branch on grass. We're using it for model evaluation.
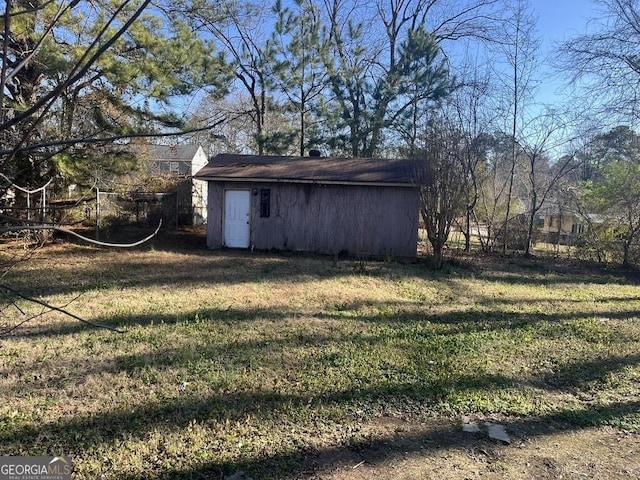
[0,221,163,337]
[0,283,124,335]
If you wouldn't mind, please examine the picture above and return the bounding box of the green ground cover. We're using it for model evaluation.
[1,242,639,478]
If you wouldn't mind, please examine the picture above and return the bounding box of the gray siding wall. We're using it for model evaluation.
[206,182,419,257]
[206,182,225,249]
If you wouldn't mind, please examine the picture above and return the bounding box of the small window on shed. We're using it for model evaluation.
[169,161,180,174]
[260,188,271,217]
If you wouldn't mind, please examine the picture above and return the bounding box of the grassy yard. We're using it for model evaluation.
[1,237,640,478]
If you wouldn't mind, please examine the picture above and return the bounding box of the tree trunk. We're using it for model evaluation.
[465,210,471,252]
[623,238,631,267]
[432,243,444,270]
[503,139,516,255]
[524,211,535,256]
[524,193,537,256]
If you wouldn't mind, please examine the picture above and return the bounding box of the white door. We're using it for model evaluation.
[224,190,251,248]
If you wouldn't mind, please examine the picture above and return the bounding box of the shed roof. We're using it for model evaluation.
[194,154,421,187]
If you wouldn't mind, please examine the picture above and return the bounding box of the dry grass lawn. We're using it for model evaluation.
[1,232,639,479]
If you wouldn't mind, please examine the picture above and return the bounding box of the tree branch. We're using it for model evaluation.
[0,119,225,157]
[0,283,124,334]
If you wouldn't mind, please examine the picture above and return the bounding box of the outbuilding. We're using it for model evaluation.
[194,153,421,258]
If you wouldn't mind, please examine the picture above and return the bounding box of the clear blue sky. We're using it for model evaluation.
[531,0,600,107]
[534,0,597,44]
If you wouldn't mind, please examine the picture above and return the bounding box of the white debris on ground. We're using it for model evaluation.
[485,422,512,444]
[461,416,512,444]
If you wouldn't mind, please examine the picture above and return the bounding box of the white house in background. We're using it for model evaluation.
[146,144,208,225]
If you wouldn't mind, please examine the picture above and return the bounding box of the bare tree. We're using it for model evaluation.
[491,0,540,253]
[472,131,521,252]
[445,62,497,251]
[417,116,467,269]
[517,111,582,255]
[559,0,640,124]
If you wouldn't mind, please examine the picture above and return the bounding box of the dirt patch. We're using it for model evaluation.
[304,416,640,480]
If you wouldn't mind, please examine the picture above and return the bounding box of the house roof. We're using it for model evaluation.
[194,154,422,187]
[148,144,201,162]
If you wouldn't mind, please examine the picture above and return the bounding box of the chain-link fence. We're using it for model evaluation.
[96,191,181,230]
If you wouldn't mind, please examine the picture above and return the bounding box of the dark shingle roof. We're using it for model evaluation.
[194,154,421,186]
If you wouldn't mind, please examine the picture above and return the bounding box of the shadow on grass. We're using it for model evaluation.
[473,272,637,287]
[475,295,640,307]
[0,373,506,445]
[6,294,640,346]
[127,399,640,480]
[7,242,640,301]
[542,353,640,391]
[447,250,640,281]
[4,241,640,477]
[3,302,640,478]
[6,316,639,398]
[8,253,303,297]
[2,382,638,479]
[3,361,636,443]
[6,305,288,339]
